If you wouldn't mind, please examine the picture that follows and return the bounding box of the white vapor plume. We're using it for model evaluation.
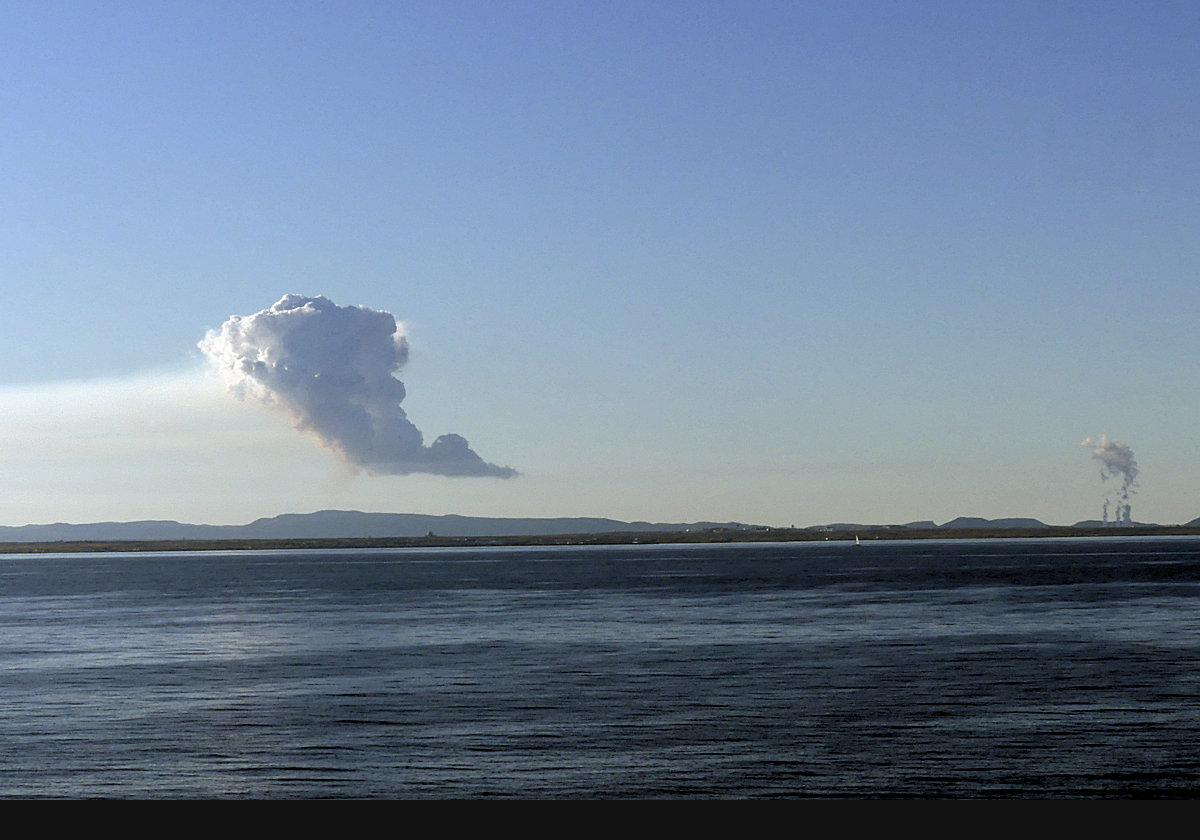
[199,294,517,478]
[1080,435,1138,524]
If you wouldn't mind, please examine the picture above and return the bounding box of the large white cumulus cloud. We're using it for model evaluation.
[199,294,516,478]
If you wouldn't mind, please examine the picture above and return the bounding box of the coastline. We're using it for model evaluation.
[4,524,1200,554]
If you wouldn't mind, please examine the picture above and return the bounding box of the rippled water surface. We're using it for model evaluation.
[2,537,1199,798]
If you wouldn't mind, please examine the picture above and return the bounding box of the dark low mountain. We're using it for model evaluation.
[938,516,1049,529]
[1071,520,1159,528]
[0,510,758,543]
[0,520,231,542]
[809,523,880,532]
[234,511,755,539]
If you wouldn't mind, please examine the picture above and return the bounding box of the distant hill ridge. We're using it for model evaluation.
[808,517,1053,532]
[813,517,1171,531]
[0,510,758,542]
[0,511,1171,543]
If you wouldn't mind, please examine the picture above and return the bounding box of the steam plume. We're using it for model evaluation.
[199,295,516,478]
[1080,435,1137,525]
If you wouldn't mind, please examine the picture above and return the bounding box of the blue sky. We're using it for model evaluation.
[1,1,1197,526]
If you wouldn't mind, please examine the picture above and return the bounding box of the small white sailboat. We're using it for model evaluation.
[854,535,860,546]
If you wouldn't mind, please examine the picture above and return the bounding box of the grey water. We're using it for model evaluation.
[1,536,1199,798]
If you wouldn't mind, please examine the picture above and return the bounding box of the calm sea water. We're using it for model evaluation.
[1,536,1198,798]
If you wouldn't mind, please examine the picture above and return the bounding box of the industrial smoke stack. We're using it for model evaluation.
[1080,436,1138,526]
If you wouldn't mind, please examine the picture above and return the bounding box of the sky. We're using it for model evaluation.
[1,0,1197,528]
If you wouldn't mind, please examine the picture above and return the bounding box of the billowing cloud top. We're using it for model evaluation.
[199,294,516,478]
[1080,435,1138,486]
